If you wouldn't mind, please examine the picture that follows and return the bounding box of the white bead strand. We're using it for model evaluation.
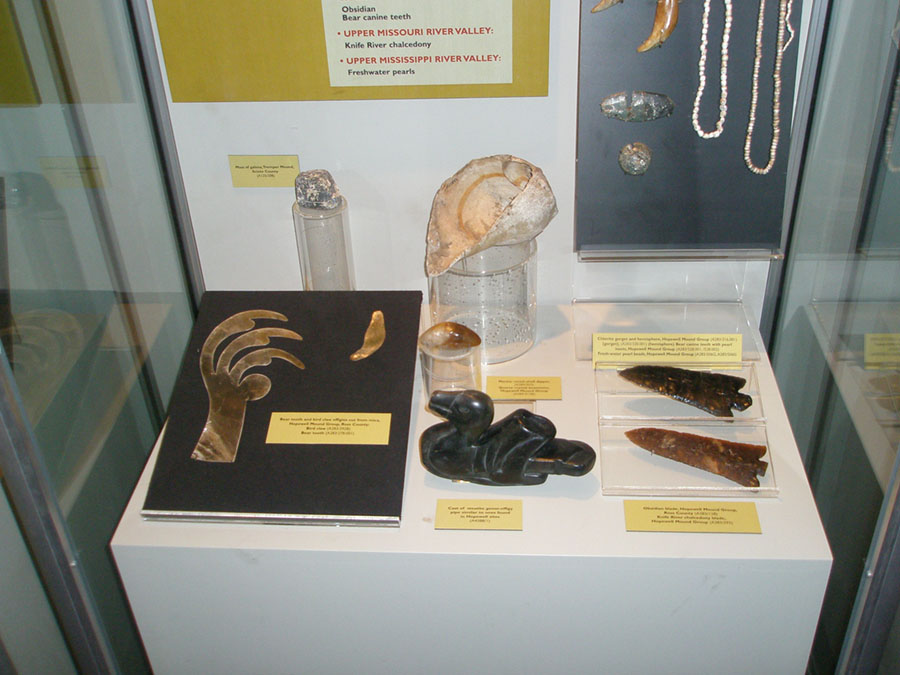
[744,0,795,175]
[692,0,733,139]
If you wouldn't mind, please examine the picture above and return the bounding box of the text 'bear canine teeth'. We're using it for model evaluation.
[591,0,679,53]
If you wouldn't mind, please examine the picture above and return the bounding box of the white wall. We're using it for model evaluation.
[146,1,815,323]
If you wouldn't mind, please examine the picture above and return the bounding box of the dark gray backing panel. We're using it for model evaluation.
[576,0,800,252]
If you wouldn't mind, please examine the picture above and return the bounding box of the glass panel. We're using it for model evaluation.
[0,483,76,674]
[770,0,900,671]
[0,0,194,671]
[877,603,900,674]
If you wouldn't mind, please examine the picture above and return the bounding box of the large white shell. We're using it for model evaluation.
[424,155,558,277]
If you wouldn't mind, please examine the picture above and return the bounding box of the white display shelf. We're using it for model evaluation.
[112,304,830,675]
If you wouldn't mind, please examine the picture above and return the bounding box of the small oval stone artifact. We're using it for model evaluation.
[418,321,481,356]
[618,142,652,175]
[601,91,675,122]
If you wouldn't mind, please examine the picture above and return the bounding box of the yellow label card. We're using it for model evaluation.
[322,0,512,88]
[486,376,561,400]
[592,333,742,368]
[435,499,522,530]
[266,412,391,445]
[40,156,106,189]
[864,333,900,369]
[624,500,761,534]
[153,0,547,102]
[229,155,299,188]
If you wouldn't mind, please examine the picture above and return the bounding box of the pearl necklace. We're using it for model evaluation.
[692,0,733,139]
[744,0,795,175]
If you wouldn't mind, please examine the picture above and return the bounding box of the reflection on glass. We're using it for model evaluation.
[0,0,194,672]
[770,0,900,670]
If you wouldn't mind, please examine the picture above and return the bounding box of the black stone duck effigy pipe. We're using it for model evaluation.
[420,390,596,486]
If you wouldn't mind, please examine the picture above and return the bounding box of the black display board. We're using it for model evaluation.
[143,290,422,526]
[575,0,800,253]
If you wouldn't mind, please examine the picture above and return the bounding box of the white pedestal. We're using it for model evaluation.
[112,304,831,674]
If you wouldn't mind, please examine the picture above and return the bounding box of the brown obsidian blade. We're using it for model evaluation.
[619,365,753,417]
[625,427,768,487]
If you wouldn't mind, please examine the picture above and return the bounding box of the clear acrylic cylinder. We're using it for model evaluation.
[417,322,483,398]
[428,239,537,364]
[292,196,355,291]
